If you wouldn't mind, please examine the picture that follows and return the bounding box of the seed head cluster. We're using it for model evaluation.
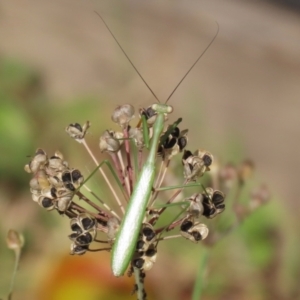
[25,104,228,274]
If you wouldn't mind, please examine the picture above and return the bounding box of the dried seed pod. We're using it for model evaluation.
[80,214,96,231]
[65,121,90,142]
[136,223,156,252]
[129,127,144,149]
[55,190,73,212]
[178,129,188,151]
[61,169,84,190]
[194,149,213,168]
[132,244,157,271]
[202,187,225,219]
[99,130,124,153]
[111,104,135,129]
[107,217,120,240]
[70,242,88,255]
[70,232,94,246]
[31,189,41,202]
[180,217,208,242]
[29,170,50,190]
[139,106,158,126]
[185,193,204,218]
[70,219,82,233]
[6,229,24,251]
[141,224,156,244]
[182,149,213,180]
[70,213,97,238]
[158,127,188,159]
[48,154,68,172]
[38,196,55,210]
[24,149,48,174]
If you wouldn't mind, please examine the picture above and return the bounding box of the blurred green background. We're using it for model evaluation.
[1,0,300,299]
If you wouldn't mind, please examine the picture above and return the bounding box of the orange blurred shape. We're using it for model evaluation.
[36,252,153,300]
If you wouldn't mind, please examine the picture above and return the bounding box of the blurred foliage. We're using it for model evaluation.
[0,57,299,300]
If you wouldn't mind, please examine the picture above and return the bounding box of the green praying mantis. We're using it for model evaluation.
[95,12,219,276]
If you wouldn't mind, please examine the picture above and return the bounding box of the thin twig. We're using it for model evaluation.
[81,139,125,214]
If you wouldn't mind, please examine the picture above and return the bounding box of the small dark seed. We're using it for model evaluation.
[82,217,95,230]
[50,187,57,198]
[76,232,93,245]
[69,233,78,239]
[182,150,192,161]
[133,258,144,269]
[137,240,145,250]
[165,137,177,149]
[212,192,224,205]
[71,169,82,182]
[73,123,82,132]
[180,220,193,232]
[192,231,202,241]
[41,197,53,208]
[62,172,71,183]
[145,248,156,257]
[65,182,75,191]
[216,203,225,210]
[171,127,180,138]
[178,136,187,151]
[142,227,155,241]
[203,154,212,167]
[71,223,82,233]
[74,244,88,255]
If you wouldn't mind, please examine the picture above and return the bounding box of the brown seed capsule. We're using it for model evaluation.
[132,244,157,271]
[6,229,24,250]
[54,188,74,212]
[99,130,123,153]
[202,187,225,218]
[111,104,135,129]
[65,121,90,142]
[185,193,204,218]
[182,149,213,180]
[70,213,97,242]
[136,223,156,252]
[25,148,48,174]
[129,127,144,149]
[70,242,88,255]
[107,217,120,240]
[29,170,50,190]
[180,217,209,243]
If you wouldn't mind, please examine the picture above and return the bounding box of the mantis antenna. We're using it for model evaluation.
[94,11,219,104]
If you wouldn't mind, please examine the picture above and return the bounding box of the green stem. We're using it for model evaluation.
[8,249,21,300]
[192,248,209,300]
[133,267,146,300]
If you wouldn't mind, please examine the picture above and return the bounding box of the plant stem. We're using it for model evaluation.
[133,267,146,300]
[192,248,209,300]
[8,249,21,300]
